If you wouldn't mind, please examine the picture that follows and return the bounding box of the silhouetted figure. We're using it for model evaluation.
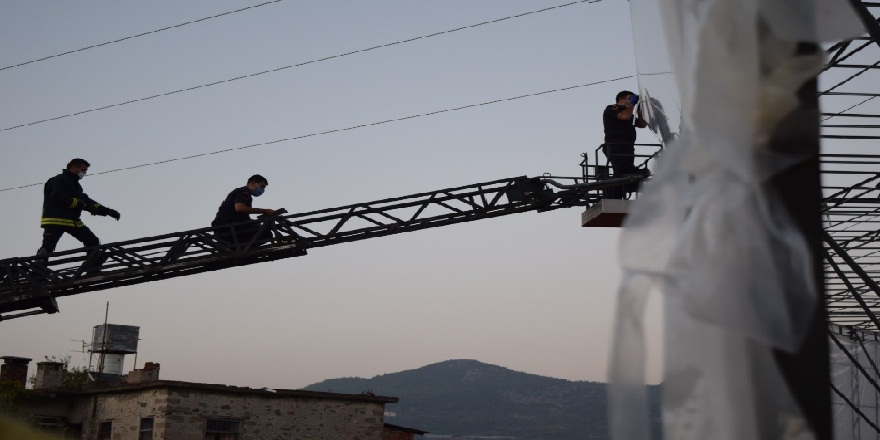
[212,174,277,247]
[602,90,648,198]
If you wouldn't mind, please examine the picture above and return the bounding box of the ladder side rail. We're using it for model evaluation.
[0,175,605,317]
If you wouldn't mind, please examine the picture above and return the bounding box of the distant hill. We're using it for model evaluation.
[303,359,660,440]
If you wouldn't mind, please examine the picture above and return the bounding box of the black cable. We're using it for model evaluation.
[847,0,880,53]
[829,329,880,395]
[0,76,631,193]
[0,0,602,133]
[824,38,874,71]
[820,61,880,96]
[821,113,880,118]
[819,0,880,120]
[829,383,880,435]
[0,1,285,73]
[823,92,880,96]
[821,124,880,127]
[821,96,878,122]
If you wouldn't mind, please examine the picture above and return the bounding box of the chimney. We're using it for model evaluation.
[0,356,31,387]
[127,362,160,384]
[34,361,64,389]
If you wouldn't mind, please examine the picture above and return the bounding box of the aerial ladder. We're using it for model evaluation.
[0,173,646,321]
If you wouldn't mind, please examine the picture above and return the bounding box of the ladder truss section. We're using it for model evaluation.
[0,176,609,321]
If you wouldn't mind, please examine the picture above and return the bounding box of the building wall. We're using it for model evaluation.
[72,387,386,440]
[83,388,168,439]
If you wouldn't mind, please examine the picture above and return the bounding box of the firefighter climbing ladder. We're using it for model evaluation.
[0,174,639,321]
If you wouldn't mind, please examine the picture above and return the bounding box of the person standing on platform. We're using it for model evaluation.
[602,90,648,198]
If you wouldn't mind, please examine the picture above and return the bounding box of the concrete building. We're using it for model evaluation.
[8,359,425,440]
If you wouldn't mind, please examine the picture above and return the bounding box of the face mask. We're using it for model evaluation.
[252,187,265,197]
[77,171,87,179]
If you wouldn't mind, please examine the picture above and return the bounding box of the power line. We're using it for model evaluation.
[0,1,285,73]
[821,94,879,122]
[0,76,631,193]
[820,28,880,121]
[0,0,601,133]
[820,60,880,96]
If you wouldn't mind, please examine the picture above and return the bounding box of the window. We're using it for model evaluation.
[97,421,112,440]
[139,417,154,440]
[204,418,240,440]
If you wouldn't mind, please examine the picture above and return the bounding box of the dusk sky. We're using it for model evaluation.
[0,0,664,389]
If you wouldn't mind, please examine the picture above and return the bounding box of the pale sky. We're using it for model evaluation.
[0,0,663,389]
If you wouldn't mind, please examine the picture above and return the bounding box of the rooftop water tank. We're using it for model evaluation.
[91,324,139,354]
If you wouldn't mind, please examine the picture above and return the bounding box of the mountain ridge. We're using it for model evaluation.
[303,359,660,440]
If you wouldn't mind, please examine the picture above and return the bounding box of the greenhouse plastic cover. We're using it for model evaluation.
[609,0,864,439]
[829,326,880,439]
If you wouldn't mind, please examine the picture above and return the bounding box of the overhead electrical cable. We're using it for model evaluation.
[819,60,880,96]
[0,76,631,193]
[820,31,880,121]
[0,0,601,133]
[824,39,874,71]
[0,1,286,73]
[821,93,878,122]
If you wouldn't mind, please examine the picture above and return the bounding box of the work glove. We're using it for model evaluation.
[106,209,121,221]
[628,94,640,105]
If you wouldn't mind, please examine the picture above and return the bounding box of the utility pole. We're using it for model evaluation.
[768,43,831,440]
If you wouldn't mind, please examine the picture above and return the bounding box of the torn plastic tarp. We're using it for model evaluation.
[609,0,863,439]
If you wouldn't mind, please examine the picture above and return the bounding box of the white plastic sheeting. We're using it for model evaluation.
[609,0,863,439]
[627,0,679,145]
[830,325,880,440]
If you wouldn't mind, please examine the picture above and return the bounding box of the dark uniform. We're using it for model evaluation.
[602,104,650,199]
[602,104,638,177]
[38,169,116,256]
[212,187,272,246]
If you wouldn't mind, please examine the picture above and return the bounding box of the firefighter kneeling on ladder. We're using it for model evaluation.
[211,174,293,251]
[601,90,650,199]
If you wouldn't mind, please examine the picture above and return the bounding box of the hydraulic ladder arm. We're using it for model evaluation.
[0,175,633,321]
